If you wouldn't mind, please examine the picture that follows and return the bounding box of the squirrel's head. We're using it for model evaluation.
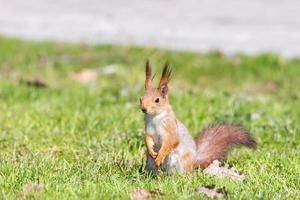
[140,60,171,116]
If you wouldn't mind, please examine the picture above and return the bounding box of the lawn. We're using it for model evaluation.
[0,37,299,199]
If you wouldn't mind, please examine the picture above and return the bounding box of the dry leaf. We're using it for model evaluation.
[126,159,134,168]
[130,188,164,200]
[21,77,47,88]
[23,184,31,194]
[72,69,98,83]
[246,80,278,93]
[23,183,43,195]
[256,81,278,93]
[45,146,61,157]
[203,160,245,181]
[195,185,225,199]
[130,189,151,200]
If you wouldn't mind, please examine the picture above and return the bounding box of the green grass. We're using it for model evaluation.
[0,37,299,199]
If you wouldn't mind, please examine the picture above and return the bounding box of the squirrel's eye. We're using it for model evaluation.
[155,98,160,103]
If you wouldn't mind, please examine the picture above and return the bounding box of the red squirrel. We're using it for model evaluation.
[140,60,256,175]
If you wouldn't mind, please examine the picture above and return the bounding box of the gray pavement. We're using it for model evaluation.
[1,0,300,57]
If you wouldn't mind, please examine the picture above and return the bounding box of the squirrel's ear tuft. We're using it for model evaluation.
[158,62,171,95]
[145,59,152,89]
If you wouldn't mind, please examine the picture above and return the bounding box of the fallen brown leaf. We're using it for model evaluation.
[130,189,151,200]
[195,185,225,199]
[72,69,98,83]
[23,183,43,196]
[246,80,278,93]
[45,146,61,157]
[21,77,48,88]
[203,160,245,181]
[126,159,134,168]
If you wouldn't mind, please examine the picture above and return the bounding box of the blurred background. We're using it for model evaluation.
[1,0,300,57]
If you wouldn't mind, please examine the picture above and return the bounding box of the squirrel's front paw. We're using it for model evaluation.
[155,156,165,168]
[148,150,158,159]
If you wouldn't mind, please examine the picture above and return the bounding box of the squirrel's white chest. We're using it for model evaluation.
[144,112,166,141]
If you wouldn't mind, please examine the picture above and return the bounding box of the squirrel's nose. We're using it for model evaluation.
[141,108,147,113]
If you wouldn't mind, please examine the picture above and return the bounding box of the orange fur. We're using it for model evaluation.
[145,134,157,159]
[181,152,194,172]
[155,118,180,167]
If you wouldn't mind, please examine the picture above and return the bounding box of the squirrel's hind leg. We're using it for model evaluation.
[163,152,185,174]
[180,152,194,173]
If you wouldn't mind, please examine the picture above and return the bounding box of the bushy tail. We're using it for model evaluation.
[194,124,256,169]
